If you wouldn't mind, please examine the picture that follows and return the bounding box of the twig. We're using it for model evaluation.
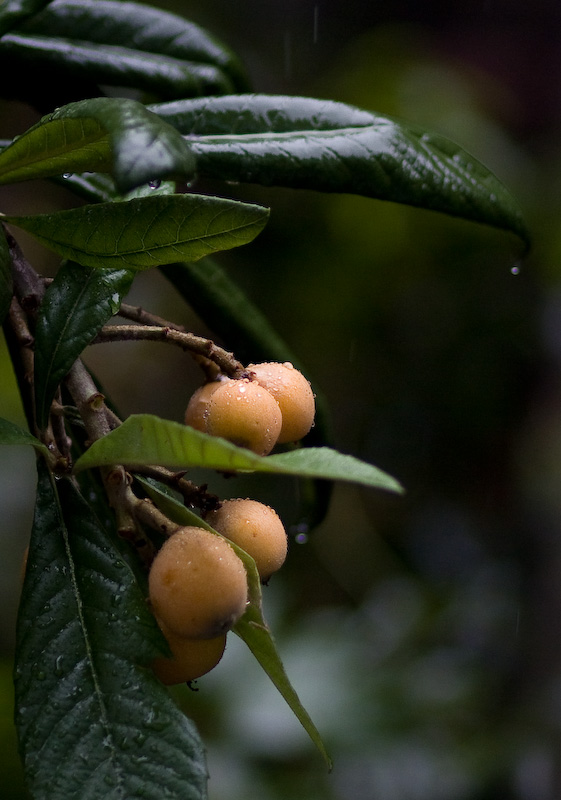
[93,324,245,376]
[117,302,186,332]
[131,464,221,513]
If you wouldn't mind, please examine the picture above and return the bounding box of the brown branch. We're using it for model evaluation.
[131,464,221,514]
[92,324,245,376]
[117,302,186,332]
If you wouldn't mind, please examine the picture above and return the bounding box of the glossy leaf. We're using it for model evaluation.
[0,224,13,324]
[34,261,134,430]
[0,32,235,100]
[4,193,269,269]
[136,475,333,770]
[0,0,53,37]
[14,462,208,800]
[0,97,195,193]
[19,0,250,92]
[151,94,529,245]
[0,416,47,454]
[74,414,404,493]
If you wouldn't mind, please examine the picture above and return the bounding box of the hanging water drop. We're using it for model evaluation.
[62,172,73,179]
[148,179,161,189]
[511,264,520,275]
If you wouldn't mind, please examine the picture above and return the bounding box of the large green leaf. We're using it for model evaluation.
[14,461,208,800]
[0,32,235,100]
[150,94,529,245]
[4,193,269,269]
[136,475,332,770]
[74,414,403,493]
[19,0,249,92]
[0,0,53,37]
[34,261,134,430]
[0,224,12,324]
[0,97,195,193]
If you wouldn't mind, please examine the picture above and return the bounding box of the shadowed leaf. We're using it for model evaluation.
[4,193,269,269]
[74,414,403,494]
[14,462,208,800]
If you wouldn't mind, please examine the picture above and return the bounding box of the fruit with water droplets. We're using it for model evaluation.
[201,378,282,456]
[152,620,227,685]
[148,526,248,639]
[247,361,315,443]
[206,498,287,581]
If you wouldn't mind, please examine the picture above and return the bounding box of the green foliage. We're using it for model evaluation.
[33,261,134,431]
[74,413,403,494]
[5,193,269,268]
[0,1,529,799]
[0,98,196,192]
[16,461,207,800]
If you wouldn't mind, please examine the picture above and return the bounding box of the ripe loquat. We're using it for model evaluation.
[206,498,288,581]
[148,526,248,639]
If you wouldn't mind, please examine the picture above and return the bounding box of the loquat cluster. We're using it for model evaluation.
[148,363,312,685]
[184,361,315,456]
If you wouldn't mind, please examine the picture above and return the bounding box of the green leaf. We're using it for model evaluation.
[4,193,269,269]
[14,461,208,800]
[34,261,134,430]
[0,32,235,100]
[74,414,403,493]
[19,0,250,92]
[0,225,13,324]
[151,94,529,246]
[136,475,332,770]
[0,97,195,193]
[0,0,53,37]
[0,416,47,454]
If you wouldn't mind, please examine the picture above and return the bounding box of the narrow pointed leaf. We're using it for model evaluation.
[0,224,13,324]
[0,32,235,100]
[0,0,53,37]
[14,462,208,800]
[20,0,250,91]
[4,193,269,269]
[34,261,134,430]
[151,94,529,245]
[0,97,195,193]
[136,475,332,769]
[74,414,403,493]
[0,416,47,454]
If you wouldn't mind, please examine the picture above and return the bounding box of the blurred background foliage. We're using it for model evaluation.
[2,1,561,798]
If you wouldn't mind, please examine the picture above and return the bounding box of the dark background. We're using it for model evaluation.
[2,1,561,798]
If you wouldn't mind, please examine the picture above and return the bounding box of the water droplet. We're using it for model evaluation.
[295,533,308,544]
[511,264,520,275]
[62,172,73,179]
[54,655,65,677]
[148,179,161,189]
[143,709,168,731]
